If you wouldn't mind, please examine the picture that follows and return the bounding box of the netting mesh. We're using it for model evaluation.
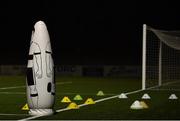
[151,28,180,50]
[145,26,180,90]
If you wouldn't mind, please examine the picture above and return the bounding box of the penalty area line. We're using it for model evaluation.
[18,88,145,121]
[56,92,117,96]
[0,92,117,95]
[0,113,29,116]
[18,84,161,120]
[0,82,73,95]
[0,86,25,90]
[0,92,25,94]
[94,89,143,103]
[0,81,72,90]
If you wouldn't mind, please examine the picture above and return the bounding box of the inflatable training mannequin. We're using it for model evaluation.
[26,21,55,116]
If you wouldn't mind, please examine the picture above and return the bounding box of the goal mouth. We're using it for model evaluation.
[147,81,180,91]
[142,24,180,90]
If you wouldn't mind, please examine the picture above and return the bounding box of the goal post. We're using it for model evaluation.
[142,24,147,90]
[142,24,180,90]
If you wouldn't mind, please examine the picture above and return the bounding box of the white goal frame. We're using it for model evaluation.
[142,24,163,90]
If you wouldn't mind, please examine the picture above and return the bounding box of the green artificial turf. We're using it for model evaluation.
[0,76,179,120]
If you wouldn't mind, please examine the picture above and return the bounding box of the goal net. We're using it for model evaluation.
[142,24,180,90]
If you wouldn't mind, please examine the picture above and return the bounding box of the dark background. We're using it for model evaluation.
[1,0,180,65]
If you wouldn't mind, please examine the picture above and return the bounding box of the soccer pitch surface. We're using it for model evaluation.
[0,76,180,120]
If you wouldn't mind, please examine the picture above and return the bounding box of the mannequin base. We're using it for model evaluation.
[29,109,54,116]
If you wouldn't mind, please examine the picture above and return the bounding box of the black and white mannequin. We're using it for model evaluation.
[26,21,55,116]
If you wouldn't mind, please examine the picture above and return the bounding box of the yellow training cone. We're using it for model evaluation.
[96,91,105,96]
[73,94,83,101]
[21,104,29,110]
[67,102,79,109]
[140,101,148,109]
[61,96,71,103]
[84,98,96,104]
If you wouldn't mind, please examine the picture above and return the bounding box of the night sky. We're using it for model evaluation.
[1,1,180,65]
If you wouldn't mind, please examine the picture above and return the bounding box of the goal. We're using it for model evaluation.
[142,24,180,90]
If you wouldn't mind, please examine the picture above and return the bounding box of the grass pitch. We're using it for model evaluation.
[0,76,180,120]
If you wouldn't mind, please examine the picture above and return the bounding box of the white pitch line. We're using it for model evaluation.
[18,84,161,121]
[19,89,144,121]
[0,82,72,95]
[0,113,29,116]
[0,91,117,96]
[0,86,25,90]
[149,89,180,91]
[18,89,141,120]
[0,92,25,94]
[95,89,142,103]
[56,92,116,96]
[0,81,72,90]
[18,115,41,121]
